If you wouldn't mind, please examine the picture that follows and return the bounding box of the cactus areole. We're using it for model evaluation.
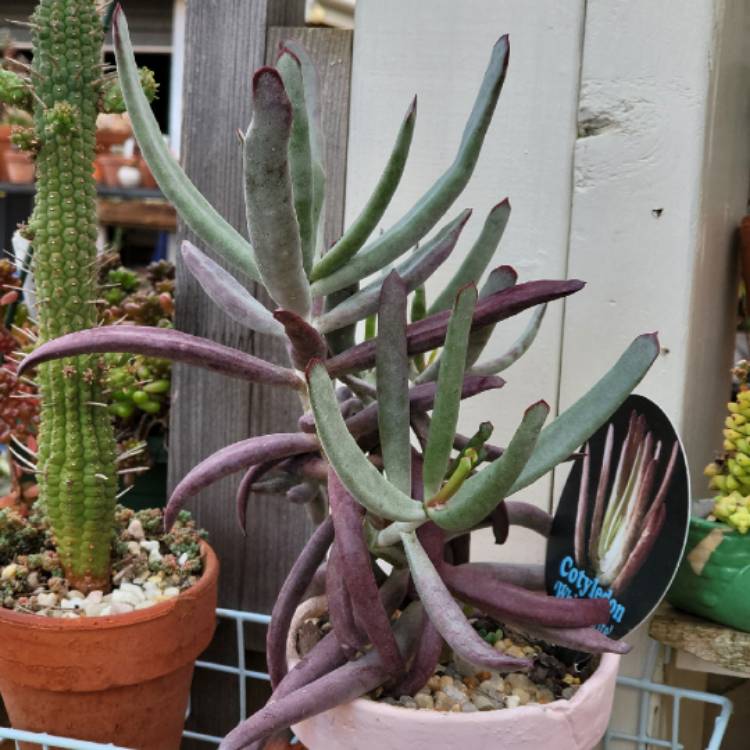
[21,8,667,747]
[27,0,117,593]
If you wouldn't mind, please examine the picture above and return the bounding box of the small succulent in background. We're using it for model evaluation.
[21,9,662,748]
[574,411,678,596]
[705,360,750,532]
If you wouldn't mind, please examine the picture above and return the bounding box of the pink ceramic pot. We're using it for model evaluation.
[287,597,620,750]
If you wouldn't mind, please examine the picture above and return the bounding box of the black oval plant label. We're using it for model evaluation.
[545,394,690,640]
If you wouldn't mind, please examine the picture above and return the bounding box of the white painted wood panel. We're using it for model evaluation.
[349,0,586,564]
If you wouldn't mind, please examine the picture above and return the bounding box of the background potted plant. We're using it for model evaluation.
[669,359,750,631]
[0,3,216,748]
[25,8,667,749]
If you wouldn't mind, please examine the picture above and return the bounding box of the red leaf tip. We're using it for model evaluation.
[304,358,325,381]
[277,43,302,66]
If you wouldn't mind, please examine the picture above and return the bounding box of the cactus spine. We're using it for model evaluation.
[27,0,117,592]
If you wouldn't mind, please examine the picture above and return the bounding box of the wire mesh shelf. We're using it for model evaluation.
[0,613,733,750]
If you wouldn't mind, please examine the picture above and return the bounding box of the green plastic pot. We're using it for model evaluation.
[668,516,750,632]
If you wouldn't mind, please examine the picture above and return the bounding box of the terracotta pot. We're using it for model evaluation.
[4,150,35,184]
[96,127,131,153]
[0,543,219,750]
[0,124,12,182]
[96,153,135,187]
[286,597,620,750]
[668,515,750,632]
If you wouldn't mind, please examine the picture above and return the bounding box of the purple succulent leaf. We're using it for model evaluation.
[508,619,631,655]
[442,562,609,628]
[18,326,304,390]
[272,309,328,369]
[180,240,284,337]
[505,500,553,537]
[267,518,334,688]
[326,543,363,659]
[328,469,406,676]
[345,374,505,440]
[400,529,531,672]
[236,461,282,532]
[326,278,584,377]
[460,562,546,590]
[219,602,424,750]
[390,611,443,697]
[165,432,319,529]
[285,481,319,505]
[298,396,363,433]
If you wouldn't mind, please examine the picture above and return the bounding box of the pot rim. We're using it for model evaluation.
[0,540,218,632]
[287,595,621,721]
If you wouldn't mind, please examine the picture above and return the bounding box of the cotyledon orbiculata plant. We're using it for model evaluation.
[21,7,661,747]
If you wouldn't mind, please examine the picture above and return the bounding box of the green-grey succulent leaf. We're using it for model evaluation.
[311,96,417,281]
[469,303,547,375]
[376,272,411,495]
[244,67,311,317]
[428,199,510,314]
[112,11,259,282]
[277,50,315,274]
[416,264,518,384]
[509,333,661,495]
[428,401,549,531]
[316,210,470,334]
[422,285,478,498]
[181,241,284,338]
[307,361,426,522]
[310,35,510,298]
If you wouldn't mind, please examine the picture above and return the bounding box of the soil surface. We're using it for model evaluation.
[297,611,599,713]
[0,504,205,617]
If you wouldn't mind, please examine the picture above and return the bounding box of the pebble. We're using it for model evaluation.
[414,693,434,710]
[126,519,145,540]
[36,592,57,607]
[110,602,134,615]
[505,695,521,709]
[1,564,17,581]
[112,589,141,607]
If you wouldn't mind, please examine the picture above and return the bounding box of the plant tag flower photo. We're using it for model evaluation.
[545,394,690,640]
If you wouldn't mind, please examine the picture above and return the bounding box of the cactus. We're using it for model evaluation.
[0,1,156,592]
[705,360,750,532]
[21,9,663,747]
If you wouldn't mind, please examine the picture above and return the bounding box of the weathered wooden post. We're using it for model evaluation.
[172,1,351,739]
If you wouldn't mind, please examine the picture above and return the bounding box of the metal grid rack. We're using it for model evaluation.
[0,612,733,750]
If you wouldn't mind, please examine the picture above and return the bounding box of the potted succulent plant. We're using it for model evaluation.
[24,7,666,749]
[0,3,217,748]
[669,360,750,632]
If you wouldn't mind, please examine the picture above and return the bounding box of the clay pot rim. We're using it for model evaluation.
[0,540,217,632]
[287,595,620,721]
[4,150,32,161]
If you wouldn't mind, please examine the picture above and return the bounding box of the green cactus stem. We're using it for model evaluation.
[27,0,118,593]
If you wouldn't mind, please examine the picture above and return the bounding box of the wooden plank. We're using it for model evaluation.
[173,2,305,743]
[96,199,176,231]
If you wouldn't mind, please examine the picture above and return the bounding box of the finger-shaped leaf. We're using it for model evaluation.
[326,543,363,659]
[469,303,547,376]
[165,432,319,528]
[428,200,511,314]
[236,461,280,532]
[510,333,660,495]
[112,10,259,281]
[376,272,411,494]
[181,241,284,337]
[267,517,334,687]
[422,285,478,498]
[307,361,426,522]
[442,563,610,628]
[508,620,631,655]
[310,37,510,298]
[219,602,424,750]
[400,530,531,672]
[272,309,327,369]
[329,469,405,676]
[326,278,583,377]
[316,210,470,334]
[428,401,548,531]
[345,374,504,440]
[277,49,315,274]
[459,561,546,590]
[19,326,304,390]
[311,97,417,281]
[505,500,553,537]
[244,68,311,317]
